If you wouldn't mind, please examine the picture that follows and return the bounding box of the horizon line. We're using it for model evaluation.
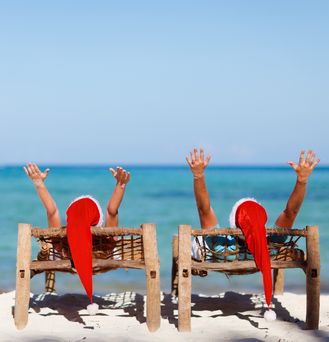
[1,163,329,169]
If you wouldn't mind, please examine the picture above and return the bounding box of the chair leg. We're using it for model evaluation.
[178,225,192,332]
[171,235,179,297]
[15,223,32,330]
[273,269,284,295]
[306,225,320,330]
[45,271,56,293]
[142,224,161,332]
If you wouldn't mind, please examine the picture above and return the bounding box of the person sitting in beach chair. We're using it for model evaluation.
[24,163,130,310]
[17,165,161,330]
[186,148,320,260]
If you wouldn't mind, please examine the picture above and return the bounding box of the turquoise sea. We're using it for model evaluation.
[0,166,328,295]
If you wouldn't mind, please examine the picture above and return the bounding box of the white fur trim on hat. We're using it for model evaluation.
[229,197,259,228]
[69,195,104,227]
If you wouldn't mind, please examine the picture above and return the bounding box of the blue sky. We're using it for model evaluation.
[0,1,328,165]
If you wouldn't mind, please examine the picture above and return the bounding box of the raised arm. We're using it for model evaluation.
[275,150,320,228]
[186,148,218,229]
[106,166,130,227]
[24,163,61,228]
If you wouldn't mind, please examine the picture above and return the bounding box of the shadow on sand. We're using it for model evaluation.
[23,290,328,340]
[162,291,300,330]
[28,291,146,328]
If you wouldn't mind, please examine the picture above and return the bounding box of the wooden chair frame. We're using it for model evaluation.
[14,223,161,332]
[171,225,320,331]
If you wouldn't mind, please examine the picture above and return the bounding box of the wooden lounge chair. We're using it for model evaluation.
[14,223,161,332]
[171,225,320,331]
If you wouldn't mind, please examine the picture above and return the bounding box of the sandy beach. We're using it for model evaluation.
[1,290,328,342]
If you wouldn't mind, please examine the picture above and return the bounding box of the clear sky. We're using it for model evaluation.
[0,1,328,165]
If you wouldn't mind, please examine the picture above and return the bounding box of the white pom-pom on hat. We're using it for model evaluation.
[87,303,99,315]
[264,309,276,321]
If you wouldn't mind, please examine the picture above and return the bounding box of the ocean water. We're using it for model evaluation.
[0,166,328,296]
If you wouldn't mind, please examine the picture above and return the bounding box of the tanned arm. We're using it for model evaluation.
[24,163,61,228]
[275,150,320,228]
[186,148,218,229]
[106,166,130,227]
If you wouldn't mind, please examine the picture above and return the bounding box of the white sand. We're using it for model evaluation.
[1,290,329,342]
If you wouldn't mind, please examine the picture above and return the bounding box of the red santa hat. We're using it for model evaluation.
[229,198,276,321]
[66,195,103,315]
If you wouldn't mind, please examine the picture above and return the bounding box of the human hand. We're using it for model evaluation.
[110,166,131,188]
[23,163,50,186]
[288,150,320,184]
[186,148,211,179]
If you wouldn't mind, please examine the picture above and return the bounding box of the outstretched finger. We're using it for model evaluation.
[110,168,118,179]
[205,154,211,166]
[309,152,316,165]
[312,158,320,169]
[23,166,29,176]
[115,166,121,177]
[305,150,313,164]
[116,167,123,181]
[186,157,192,167]
[44,168,50,177]
[190,151,195,163]
[299,150,305,165]
[200,148,204,162]
[27,163,34,175]
[194,148,199,162]
[288,161,298,171]
[31,163,40,174]
[29,163,36,174]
